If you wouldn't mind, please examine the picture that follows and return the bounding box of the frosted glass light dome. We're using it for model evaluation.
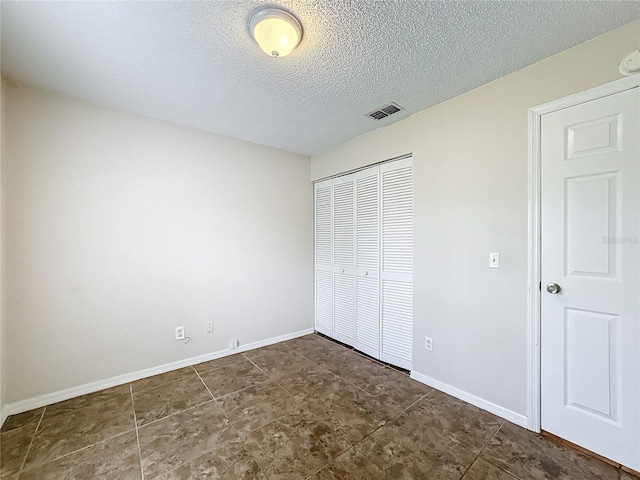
[250,8,302,58]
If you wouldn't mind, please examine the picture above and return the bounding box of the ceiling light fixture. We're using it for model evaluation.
[250,7,302,58]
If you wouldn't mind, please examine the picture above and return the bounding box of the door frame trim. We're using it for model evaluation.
[527,74,640,432]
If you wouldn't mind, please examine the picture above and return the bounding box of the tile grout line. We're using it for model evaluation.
[130,385,145,480]
[242,354,272,378]
[459,420,514,480]
[192,366,216,401]
[18,428,138,472]
[15,407,46,479]
[203,346,350,478]
[142,369,225,480]
[274,377,353,451]
[135,397,218,429]
[192,366,270,480]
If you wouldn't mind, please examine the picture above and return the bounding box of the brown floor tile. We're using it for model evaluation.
[23,400,135,469]
[352,365,432,409]
[243,347,317,380]
[133,372,212,426]
[293,337,352,364]
[193,353,246,374]
[198,359,269,398]
[243,411,351,480]
[277,364,347,402]
[311,447,386,479]
[405,390,503,454]
[137,401,238,479]
[0,408,43,433]
[462,458,518,480]
[356,412,477,479]
[19,431,141,480]
[0,421,38,477]
[480,422,620,480]
[216,381,305,437]
[44,385,132,420]
[6,337,628,480]
[131,368,195,393]
[300,379,400,444]
[155,440,265,480]
[326,350,386,378]
[283,334,349,356]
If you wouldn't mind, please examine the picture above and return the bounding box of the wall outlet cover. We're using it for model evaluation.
[175,326,185,341]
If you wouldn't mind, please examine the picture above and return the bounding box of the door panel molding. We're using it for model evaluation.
[527,75,640,436]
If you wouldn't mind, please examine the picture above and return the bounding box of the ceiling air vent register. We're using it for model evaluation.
[367,102,404,120]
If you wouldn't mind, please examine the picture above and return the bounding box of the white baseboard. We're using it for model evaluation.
[3,327,315,419]
[410,370,529,429]
[0,407,7,429]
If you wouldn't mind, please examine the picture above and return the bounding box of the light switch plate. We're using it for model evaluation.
[489,253,500,269]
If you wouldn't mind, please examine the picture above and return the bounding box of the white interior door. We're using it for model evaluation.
[314,180,333,337]
[332,173,356,346]
[541,87,639,470]
[355,166,380,358]
[380,157,413,370]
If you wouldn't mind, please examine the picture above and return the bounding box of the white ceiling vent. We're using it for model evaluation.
[367,102,404,120]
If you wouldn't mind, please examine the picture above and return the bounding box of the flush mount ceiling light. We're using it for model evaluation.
[250,7,302,58]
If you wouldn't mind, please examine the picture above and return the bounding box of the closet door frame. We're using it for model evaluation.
[313,154,413,370]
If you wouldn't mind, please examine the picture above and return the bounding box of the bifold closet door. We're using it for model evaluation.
[354,167,380,358]
[332,173,356,346]
[380,158,413,370]
[314,179,333,337]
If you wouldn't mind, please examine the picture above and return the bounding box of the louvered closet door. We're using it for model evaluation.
[380,157,413,370]
[314,179,333,337]
[354,166,380,358]
[332,173,356,346]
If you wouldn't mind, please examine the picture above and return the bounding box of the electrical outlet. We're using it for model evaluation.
[175,326,185,341]
[206,321,214,334]
[229,338,239,349]
[425,336,433,351]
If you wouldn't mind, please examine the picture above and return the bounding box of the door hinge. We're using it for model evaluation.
[539,281,542,290]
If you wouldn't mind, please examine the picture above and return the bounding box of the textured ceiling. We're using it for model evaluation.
[2,1,639,155]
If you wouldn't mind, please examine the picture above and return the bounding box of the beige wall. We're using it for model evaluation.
[311,20,640,417]
[3,81,313,404]
[0,40,4,421]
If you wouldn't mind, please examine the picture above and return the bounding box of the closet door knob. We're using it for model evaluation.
[365,271,369,276]
[341,268,345,274]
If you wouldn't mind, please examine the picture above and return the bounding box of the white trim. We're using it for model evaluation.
[0,408,7,429]
[527,74,640,433]
[312,152,412,183]
[410,370,528,428]
[2,328,314,418]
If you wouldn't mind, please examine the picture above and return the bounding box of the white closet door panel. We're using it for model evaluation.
[380,157,413,370]
[315,269,333,336]
[382,164,413,275]
[356,275,379,357]
[334,272,356,344]
[381,279,413,368]
[356,169,379,274]
[355,166,380,357]
[333,177,355,269]
[314,181,332,267]
[333,174,356,345]
[314,179,333,336]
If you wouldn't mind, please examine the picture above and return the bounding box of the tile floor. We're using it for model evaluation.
[0,333,636,479]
